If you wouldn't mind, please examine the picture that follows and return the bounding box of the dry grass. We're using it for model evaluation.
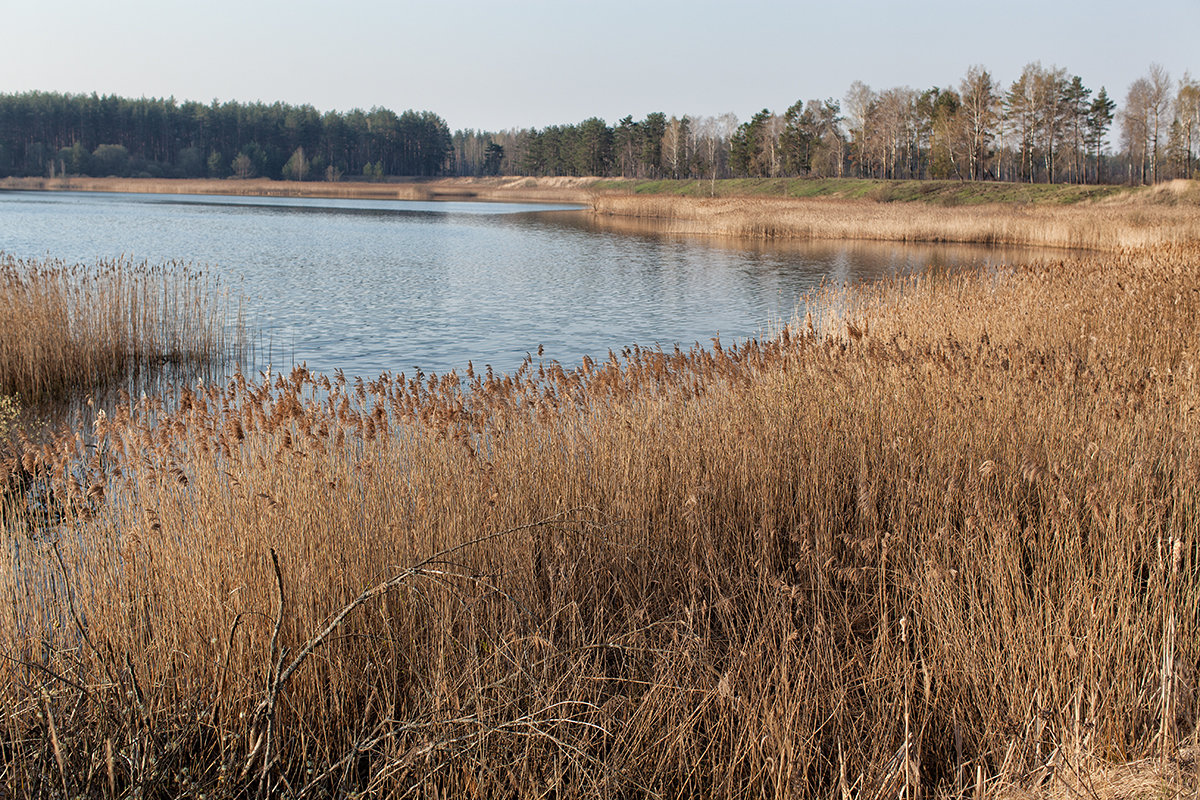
[590,193,1200,250]
[0,254,240,404]
[0,176,600,204]
[996,744,1200,800]
[1,239,1197,797]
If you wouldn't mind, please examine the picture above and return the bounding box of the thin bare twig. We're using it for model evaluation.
[51,540,123,693]
[277,509,593,692]
[245,510,595,793]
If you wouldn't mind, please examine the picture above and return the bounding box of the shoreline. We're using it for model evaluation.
[4,175,1200,251]
[0,175,599,204]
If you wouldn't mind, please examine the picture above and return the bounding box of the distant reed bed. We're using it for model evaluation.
[590,192,1200,250]
[1,240,1196,797]
[0,254,241,403]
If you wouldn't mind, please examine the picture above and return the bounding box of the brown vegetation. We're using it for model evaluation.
[0,175,599,204]
[0,254,239,404]
[2,239,1197,797]
[590,190,1200,250]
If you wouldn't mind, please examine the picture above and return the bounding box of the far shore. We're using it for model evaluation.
[5,174,1199,251]
[0,175,600,204]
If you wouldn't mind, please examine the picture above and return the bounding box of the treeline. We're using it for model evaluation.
[3,61,1197,185]
[453,62,1199,185]
[0,93,452,180]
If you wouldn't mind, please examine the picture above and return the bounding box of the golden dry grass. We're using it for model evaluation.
[590,193,1200,250]
[0,254,239,404]
[1,238,1197,797]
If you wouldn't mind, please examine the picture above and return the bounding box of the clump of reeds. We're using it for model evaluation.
[1,243,1197,798]
[0,254,242,403]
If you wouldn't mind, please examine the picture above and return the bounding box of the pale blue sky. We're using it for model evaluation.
[2,0,1196,131]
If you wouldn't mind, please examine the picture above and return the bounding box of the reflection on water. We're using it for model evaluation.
[1,190,1051,382]
[557,211,1050,278]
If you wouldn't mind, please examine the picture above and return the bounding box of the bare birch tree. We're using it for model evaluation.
[1122,78,1152,184]
[844,81,875,177]
[959,66,998,180]
[1174,74,1200,179]
[1146,63,1172,182]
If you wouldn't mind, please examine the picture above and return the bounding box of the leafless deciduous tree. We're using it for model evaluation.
[959,66,998,180]
[1123,78,1153,184]
[1173,74,1200,179]
[1146,63,1172,182]
[662,116,689,179]
[844,80,875,177]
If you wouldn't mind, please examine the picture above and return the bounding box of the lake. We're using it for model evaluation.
[1,189,1032,380]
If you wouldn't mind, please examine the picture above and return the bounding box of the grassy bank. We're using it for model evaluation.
[590,177,1142,205]
[2,240,1197,797]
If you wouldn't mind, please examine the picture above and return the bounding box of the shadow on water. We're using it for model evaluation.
[17,347,252,431]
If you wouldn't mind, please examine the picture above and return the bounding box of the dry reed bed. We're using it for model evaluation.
[590,194,1200,251]
[0,254,239,404]
[2,244,1198,797]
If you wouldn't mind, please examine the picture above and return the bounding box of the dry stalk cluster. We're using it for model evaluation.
[0,254,240,403]
[1,242,1198,798]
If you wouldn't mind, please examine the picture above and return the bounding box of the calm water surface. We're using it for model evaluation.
[1,190,1032,379]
